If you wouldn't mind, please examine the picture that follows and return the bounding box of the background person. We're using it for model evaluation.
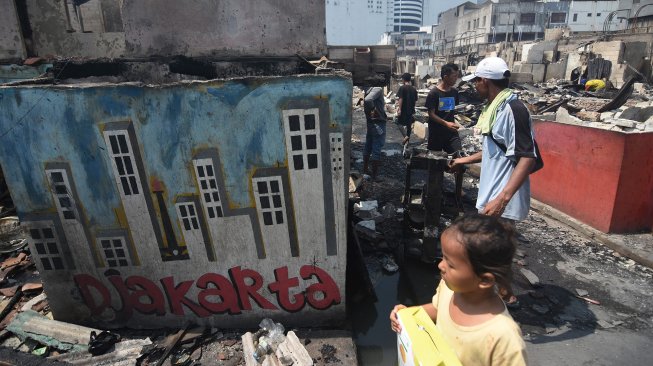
[396,72,418,148]
[425,63,465,201]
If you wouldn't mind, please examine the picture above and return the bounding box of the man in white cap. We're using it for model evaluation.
[450,57,538,307]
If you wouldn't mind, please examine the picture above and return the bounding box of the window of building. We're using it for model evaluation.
[47,170,76,220]
[520,13,535,25]
[193,159,224,219]
[30,225,65,270]
[573,13,578,22]
[284,110,320,171]
[253,177,286,226]
[99,237,130,267]
[330,134,344,173]
[177,202,200,231]
[596,13,601,17]
[588,13,592,17]
[63,0,105,33]
[468,21,471,30]
[406,40,415,46]
[551,12,566,24]
[106,132,140,196]
[483,16,486,27]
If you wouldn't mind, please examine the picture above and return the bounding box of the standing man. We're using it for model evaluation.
[362,86,387,182]
[450,57,538,307]
[396,73,418,147]
[425,63,464,199]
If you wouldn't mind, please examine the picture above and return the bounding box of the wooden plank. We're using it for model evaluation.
[241,332,259,366]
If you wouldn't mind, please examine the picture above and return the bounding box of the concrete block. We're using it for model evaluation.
[592,41,624,63]
[510,72,534,83]
[517,64,533,74]
[532,64,546,83]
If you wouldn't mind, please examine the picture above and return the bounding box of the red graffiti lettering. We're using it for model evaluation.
[268,266,304,312]
[229,266,277,311]
[161,277,211,317]
[300,265,341,310]
[74,274,111,316]
[196,273,241,314]
[73,265,339,319]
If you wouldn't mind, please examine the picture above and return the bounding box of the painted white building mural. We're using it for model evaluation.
[0,74,352,328]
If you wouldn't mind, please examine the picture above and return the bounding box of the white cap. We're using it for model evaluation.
[462,57,510,81]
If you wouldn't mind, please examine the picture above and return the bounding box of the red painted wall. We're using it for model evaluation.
[531,120,653,233]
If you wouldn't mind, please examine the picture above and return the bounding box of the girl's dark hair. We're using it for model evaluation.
[448,214,517,290]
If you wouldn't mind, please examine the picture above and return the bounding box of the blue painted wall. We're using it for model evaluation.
[0,75,352,230]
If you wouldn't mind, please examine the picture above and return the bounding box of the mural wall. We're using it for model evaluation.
[0,73,352,328]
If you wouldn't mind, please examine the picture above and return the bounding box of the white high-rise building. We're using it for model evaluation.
[326,0,444,45]
[392,0,424,31]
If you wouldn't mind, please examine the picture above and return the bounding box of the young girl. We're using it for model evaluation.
[390,214,527,366]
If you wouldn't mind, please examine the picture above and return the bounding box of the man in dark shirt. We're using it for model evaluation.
[425,63,464,200]
[396,73,418,147]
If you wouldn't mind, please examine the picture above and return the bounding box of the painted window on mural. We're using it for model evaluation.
[30,226,65,270]
[177,202,200,231]
[330,134,344,172]
[284,109,321,171]
[106,132,140,196]
[193,159,224,219]
[253,178,286,226]
[47,170,76,220]
[99,237,130,267]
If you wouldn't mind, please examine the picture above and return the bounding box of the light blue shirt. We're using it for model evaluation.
[476,94,536,221]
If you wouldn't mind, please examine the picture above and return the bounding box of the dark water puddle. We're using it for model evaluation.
[349,260,440,365]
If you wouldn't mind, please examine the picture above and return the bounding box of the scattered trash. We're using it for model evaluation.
[242,318,313,366]
[576,296,601,305]
[379,254,399,273]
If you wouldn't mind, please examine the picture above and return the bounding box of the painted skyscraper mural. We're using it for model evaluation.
[0,73,352,328]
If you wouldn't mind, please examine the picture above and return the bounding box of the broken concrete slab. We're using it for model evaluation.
[612,119,637,129]
[519,268,541,287]
[556,107,584,125]
[353,200,378,219]
[620,106,653,122]
[576,111,600,122]
[7,310,100,352]
[600,112,615,121]
[575,289,589,297]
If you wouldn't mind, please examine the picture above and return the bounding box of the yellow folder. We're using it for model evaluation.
[396,307,462,366]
